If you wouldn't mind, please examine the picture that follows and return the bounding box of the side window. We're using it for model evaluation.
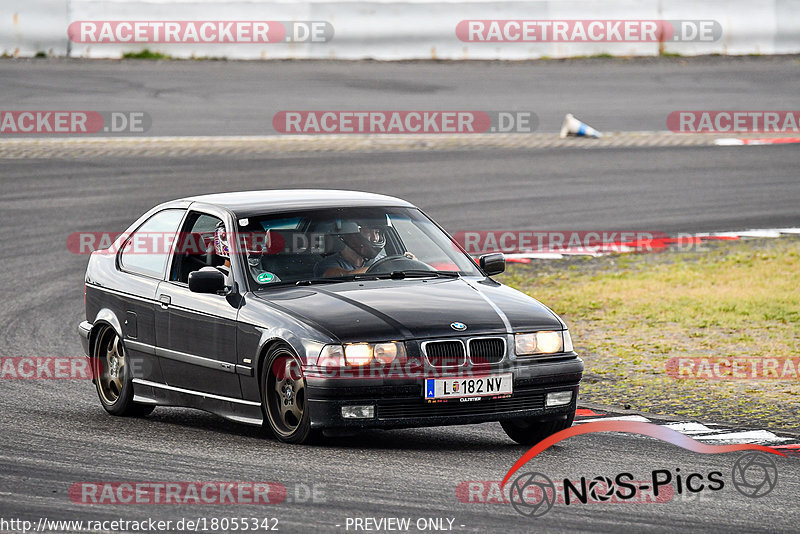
[119,209,185,278]
[170,212,225,283]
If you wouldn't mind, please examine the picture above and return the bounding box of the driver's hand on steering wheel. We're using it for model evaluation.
[403,252,417,261]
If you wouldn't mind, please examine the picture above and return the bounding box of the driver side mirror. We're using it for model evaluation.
[188,268,226,294]
[479,253,505,276]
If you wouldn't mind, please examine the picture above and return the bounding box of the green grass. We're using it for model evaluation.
[498,237,800,432]
[120,49,227,61]
[122,49,172,60]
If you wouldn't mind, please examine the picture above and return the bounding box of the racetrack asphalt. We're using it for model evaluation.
[2,146,800,533]
[1,57,799,533]
[1,55,799,135]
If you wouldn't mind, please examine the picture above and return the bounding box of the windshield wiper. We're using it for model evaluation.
[292,271,458,285]
[294,274,381,286]
[294,276,354,286]
[384,270,460,279]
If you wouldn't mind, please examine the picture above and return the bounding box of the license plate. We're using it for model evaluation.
[424,374,512,399]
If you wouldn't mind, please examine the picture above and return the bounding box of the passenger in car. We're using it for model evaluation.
[213,222,235,286]
[215,222,279,285]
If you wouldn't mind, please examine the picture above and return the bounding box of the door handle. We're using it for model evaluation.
[158,294,171,309]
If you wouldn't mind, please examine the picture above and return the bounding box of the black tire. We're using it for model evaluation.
[261,344,318,444]
[92,327,155,417]
[501,411,575,445]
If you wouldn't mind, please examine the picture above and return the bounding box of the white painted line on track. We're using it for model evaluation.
[574,414,799,447]
[714,229,784,238]
[714,138,745,146]
[575,415,652,423]
[690,430,792,444]
[661,422,729,435]
[496,228,799,261]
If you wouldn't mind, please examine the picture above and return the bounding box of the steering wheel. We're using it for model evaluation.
[365,255,433,274]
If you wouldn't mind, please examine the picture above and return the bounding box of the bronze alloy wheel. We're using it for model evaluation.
[93,327,154,417]
[96,329,126,405]
[262,344,316,443]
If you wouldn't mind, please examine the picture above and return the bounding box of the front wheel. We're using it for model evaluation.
[93,327,154,417]
[501,412,575,445]
[261,344,318,444]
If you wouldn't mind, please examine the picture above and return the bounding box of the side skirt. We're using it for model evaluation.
[132,378,264,426]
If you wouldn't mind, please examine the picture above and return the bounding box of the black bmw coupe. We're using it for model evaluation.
[78,190,583,444]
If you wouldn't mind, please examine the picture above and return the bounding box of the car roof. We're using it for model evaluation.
[177,189,416,218]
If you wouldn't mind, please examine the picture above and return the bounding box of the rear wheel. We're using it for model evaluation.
[261,344,318,444]
[93,327,154,417]
[501,411,575,445]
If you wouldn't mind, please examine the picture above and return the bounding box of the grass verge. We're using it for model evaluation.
[122,49,173,60]
[498,236,800,433]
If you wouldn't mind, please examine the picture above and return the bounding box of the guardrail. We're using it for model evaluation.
[3,0,799,60]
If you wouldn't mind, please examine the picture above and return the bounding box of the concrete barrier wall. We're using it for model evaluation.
[2,0,799,59]
[2,1,70,57]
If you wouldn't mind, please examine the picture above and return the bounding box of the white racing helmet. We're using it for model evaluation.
[214,221,230,259]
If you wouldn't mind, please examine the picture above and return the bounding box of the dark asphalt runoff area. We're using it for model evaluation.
[1,57,799,533]
[1,55,798,135]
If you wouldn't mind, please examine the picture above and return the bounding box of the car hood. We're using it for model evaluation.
[253,277,563,342]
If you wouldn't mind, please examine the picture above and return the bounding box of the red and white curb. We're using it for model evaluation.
[714,137,800,146]
[498,227,800,263]
[574,408,800,454]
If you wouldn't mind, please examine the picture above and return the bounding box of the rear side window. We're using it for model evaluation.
[119,209,185,278]
[169,212,225,283]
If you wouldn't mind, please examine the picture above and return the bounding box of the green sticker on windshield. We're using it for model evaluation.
[257,272,275,284]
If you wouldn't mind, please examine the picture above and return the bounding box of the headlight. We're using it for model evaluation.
[373,342,404,364]
[320,342,406,367]
[343,344,372,366]
[514,331,566,356]
[318,345,345,367]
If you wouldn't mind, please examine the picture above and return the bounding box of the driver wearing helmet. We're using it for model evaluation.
[314,220,387,278]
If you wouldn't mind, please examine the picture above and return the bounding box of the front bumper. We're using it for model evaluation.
[77,321,92,357]
[305,355,583,429]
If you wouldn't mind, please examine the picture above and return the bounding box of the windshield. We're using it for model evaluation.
[235,206,481,288]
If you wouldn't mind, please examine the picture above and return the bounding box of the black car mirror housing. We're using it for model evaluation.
[479,253,505,276]
[188,268,226,294]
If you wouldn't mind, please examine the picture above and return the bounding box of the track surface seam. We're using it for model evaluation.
[1,132,798,158]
